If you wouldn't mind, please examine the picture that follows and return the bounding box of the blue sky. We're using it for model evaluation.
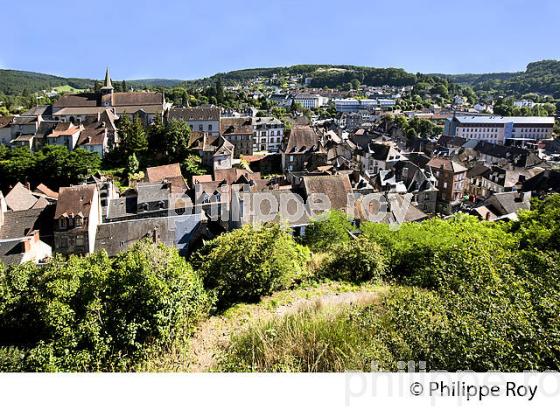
[3,0,559,80]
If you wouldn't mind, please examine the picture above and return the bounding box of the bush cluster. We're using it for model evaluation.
[0,241,209,371]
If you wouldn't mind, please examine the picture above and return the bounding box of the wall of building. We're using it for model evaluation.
[188,120,220,135]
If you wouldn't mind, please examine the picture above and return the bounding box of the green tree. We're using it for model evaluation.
[163,119,191,162]
[323,237,387,283]
[181,154,207,178]
[0,241,209,371]
[120,115,148,156]
[216,78,224,104]
[194,224,309,308]
[302,210,354,252]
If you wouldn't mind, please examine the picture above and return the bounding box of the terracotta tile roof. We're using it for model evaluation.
[302,174,353,211]
[0,116,14,128]
[214,168,260,185]
[285,125,319,153]
[5,183,38,211]
[53,93,99,108]
[427,157,467,173]
[240,154,267,163]
[192,175,213,183]
[220,117,253,136]
[146,163,183,183]
[165,175,189,193]
[49,122,82,137]
[31,197,49,209]
[169,106,220,122]
[113,92,164,106]
[54,185,96,219]
[77,123,107,146]
[34,183,59,200]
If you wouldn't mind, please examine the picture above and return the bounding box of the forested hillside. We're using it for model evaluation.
[185,64,420,88]
[438,60,560,97]
[0,70,92,95]
[0,70,182,95]
[3,59,560,98]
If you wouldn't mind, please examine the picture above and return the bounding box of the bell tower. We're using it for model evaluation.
[100,67,114,107]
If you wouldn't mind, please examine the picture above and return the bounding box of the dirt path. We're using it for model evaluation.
[186,285,382,372]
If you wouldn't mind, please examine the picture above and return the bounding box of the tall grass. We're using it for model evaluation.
[219,302,394,372]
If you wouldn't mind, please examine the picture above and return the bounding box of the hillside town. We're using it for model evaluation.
[1,68,559,265]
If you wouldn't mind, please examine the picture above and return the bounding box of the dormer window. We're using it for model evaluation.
[75,216,83,227]
[59,218,67,229]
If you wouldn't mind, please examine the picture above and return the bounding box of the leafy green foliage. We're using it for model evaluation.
[0,241,209,371]
[181,154,208,178]
[119,115,148,156]
[302,210,354,252]
[510,195,560,251]
[322,238,387,283]
[223,195,560,371]
[0,145,101,191]
[194,224,309,309]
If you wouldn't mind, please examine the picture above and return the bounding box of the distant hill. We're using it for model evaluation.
[0,69,183,95]
[3,60,560,98]
[184,64,419,88]
[434,72,519,87]
[127,78,183,88]
[435,60,560,97]
[0,69,93,95]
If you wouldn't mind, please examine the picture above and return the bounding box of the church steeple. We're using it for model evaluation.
[102,67,113,90]
[99,67,114,107]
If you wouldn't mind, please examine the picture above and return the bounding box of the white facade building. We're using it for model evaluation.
[251,117,284,152]
[445,116,555,145]
[293,94,329,109]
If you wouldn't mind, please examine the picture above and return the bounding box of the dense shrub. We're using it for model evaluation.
[322,237,387,283]
[360,213,516,285]
[221,284,547,372]
[221,195,560,372]
[194,224,310,308]
[510,194,560,251]
[0,241,209,371]
[301,210,354,252]
[0,145,101,191]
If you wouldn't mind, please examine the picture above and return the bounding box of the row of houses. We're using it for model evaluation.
[1,69,286,158]
[2,121,559,265]
[2,73,559,265]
